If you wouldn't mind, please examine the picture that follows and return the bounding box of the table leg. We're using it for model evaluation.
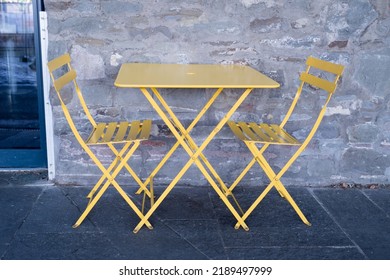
[133,87,252,232]
[151,88,244,214]
[135,88,223,195]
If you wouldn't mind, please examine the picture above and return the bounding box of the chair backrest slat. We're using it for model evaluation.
[288,57,345,152]
[54,69,77,91]
[47,53,71,72]
[299,72,336,93]
[306,56,344,75]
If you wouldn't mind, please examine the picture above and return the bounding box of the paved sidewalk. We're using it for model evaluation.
[0,171,389,260]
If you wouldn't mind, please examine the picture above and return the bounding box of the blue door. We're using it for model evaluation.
[0,0,46,168]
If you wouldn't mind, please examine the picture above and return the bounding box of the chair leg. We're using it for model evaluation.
[73,178,111,228]
[272,181,311,226]
[234,182,274,229]
[86,142,130,203]
[253,150,311,226]
[87,142,152,202]
[108,143,152,198]
[228,143,284,198]
[234,143,311,229]
[246,143,285,197]
[73,141,153,229]
[141,176,155,214]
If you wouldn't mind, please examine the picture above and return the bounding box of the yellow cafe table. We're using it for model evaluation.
[114,63,280,233]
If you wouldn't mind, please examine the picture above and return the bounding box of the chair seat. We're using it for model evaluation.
[86,120,152,145]
[228,121,301,145]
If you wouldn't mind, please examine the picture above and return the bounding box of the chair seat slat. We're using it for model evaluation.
[102,122,119,143]
[127,121,141,141]
[259,124,285,143]
[238,122,261,142]
[227,121,249,142]
[270,124,301,145]
[139,120,152,140]
[87,123,107,144]
[113,122,129,142]
[248,123,273,142]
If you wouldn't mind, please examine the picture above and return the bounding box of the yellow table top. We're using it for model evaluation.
[115,63,280,89]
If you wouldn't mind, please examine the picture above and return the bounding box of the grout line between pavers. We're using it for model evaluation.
[58,186,131,257]
[360,190,390,219]
[162,221,214,260]
[207,191,231,260]
[308,188,369,260]
[57,186,101,231]
[223,245,358,249]
[133,187,219,259]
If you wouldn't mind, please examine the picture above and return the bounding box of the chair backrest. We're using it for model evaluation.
[47,53,97,146]
[47,53,97,127]
[280,56,344,147]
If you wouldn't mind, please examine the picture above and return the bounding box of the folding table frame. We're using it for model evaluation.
[115,63,280,233]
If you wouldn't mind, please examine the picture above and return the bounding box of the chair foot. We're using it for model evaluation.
[87,189,97,199]
[234,224,249,231]
[72,223,80,229]
[133,223,154,233]
[298,215,312,226]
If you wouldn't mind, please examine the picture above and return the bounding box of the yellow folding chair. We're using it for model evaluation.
[227,56,344,229]
[47,53,154,229]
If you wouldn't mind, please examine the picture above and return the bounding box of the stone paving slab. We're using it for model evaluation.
[59,186,145,233]
[106,227,208,260]
[17,186,92,234]
[163,219,228,260]
[312,189,390,260]
[226,246,364,260]
[210,188,354,249]
[362,189,390,217]
[0,187,42,258]
[3,232,121,260]
[0,172,389,260]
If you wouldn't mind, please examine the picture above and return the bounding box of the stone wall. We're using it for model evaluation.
[45,0,390,187]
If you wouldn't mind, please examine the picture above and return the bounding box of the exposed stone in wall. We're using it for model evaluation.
[46,0,390,186]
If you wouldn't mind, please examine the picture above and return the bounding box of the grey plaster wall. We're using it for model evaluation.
[46,0,390,187]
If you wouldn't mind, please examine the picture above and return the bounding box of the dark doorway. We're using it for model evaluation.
[0,0,46,167]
